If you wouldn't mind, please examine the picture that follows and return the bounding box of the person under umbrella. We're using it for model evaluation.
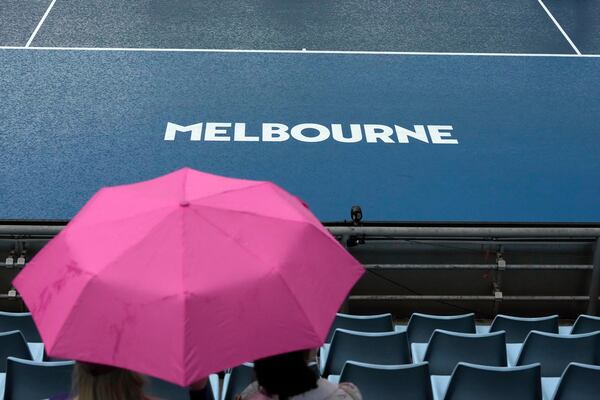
[236,350,362,400]
[14,167,364,389]
[50,362,210,400]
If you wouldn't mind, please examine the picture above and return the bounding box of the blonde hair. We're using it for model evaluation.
[73,362,146,400]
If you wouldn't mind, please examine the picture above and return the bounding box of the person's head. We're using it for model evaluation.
[254,350,318,400]
[73,361,145,400]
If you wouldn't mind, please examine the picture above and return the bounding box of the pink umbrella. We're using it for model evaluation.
[13,168,364,386]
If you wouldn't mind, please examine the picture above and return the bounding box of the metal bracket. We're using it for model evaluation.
[16,255,25,266]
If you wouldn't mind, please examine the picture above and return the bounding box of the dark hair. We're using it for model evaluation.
[254,350,318,400]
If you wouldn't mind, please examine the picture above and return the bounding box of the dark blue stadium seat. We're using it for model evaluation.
[570,315,600,335]
[443,362,542,400]
[4,357,74,400]
[325,313,394,343]
[0,331,33,372]
[145,376,191,400]
[406,313,476,345]
[551,362,600,400]
[424,330,507,375]
[517,331,600,377]
[339,361,433,400]
[490,314,558,343]
[144,377,218,400]
[0,312,42,342]
[222,363,255,400]
[321,329,410,377]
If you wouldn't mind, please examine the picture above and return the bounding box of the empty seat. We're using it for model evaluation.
[406,313,476,345]
[490,314,558,343]
[146,376,191,400]
[0,331,33,372]
[322,329,410,377]
[551,362,600,400]
[146,375,218,400]
[339,361,433,400]
[516,331,600,377]
[424,330,507,375]
[443,362,542,400]
[4,357,74,400]
[570,315,600,335]
[0,312,42,342]
[325,313,394,343]
[222,363,255,400]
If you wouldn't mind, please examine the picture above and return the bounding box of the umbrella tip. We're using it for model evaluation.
[179,200,190,207]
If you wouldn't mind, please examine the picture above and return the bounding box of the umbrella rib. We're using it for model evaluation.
[187,181,268,203]
[47,209,180,356]
[191,203,317,228]
[189,207,322,343]
[188,207,280,273]
[67,204,176,233]
[275,270,322,344]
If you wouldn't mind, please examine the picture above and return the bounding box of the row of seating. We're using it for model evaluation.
[321,328,600,377]
[5,310,600,349]
[222,360,600,400]
[333,360,600,400]
[327,312,600,344]
[0,354,220,400]
[0,331,219,400]
[2,311,600,399]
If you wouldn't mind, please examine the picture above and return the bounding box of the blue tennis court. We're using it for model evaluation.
[1,0,599,222]
[2,3,600,399]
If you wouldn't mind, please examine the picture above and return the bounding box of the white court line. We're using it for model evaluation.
[25,0,58,47]
[537,0,582,55]
[0,46,599,58]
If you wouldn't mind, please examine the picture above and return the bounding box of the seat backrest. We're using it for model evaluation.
[490,314,558,343]
[145,376,192,400]
[0,331,33,372]
[323,329,410,377]
[406,313,476,344]
[517,331,600,377]
[4,357,74,400]
[340,361,433,400]
[570,315,600,335]
[444,362,542,400]
[424,330,507,375]
[325,313,394,343]
[553,362,600,400]
[223,363,256,400]
[0,312,42,342]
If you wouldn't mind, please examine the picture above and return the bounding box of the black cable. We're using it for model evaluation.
[365,268,494,318]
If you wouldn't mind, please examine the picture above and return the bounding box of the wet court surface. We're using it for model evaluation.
[1,1,599,222]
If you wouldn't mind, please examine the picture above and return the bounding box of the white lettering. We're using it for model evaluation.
[428,125,458,144]
[233,123,259,142]
[332,124,363,143]
[395,125,429,143]
[262,123,290,142]
[204,122,231,141]
[164,122,203,141]
[290,123,331,143]
[364,124,395,143]
[164,121,458,145]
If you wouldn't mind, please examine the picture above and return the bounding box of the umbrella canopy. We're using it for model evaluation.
[13,168,364,386]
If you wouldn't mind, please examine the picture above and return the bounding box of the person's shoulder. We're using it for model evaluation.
[237,381,272,400]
